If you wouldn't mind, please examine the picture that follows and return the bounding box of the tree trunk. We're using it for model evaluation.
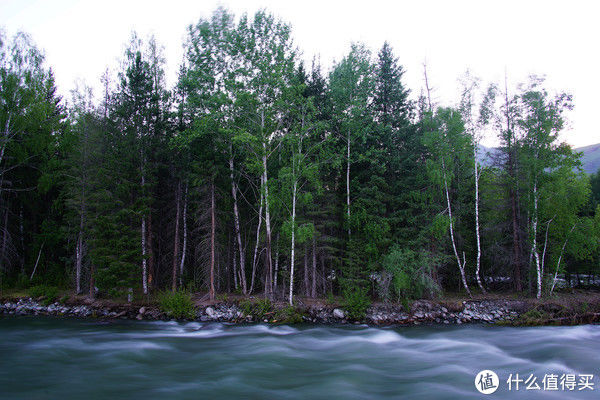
[141,164,148,295]
[505,79,522,293]
[210,177,216,302]
[346,130,351,238]
[250,176,264,294]
[172,181,181,292]
[89,264,95,299]
[288,180,297,305]
[233,237,238,290]
[541,218,553,278]
[75,215,83,294]
[274,233,279,294]
[304,243,309,297]
[474,156,485,294]
[0,207,9,282]
[312,234,317,298]
[532,180,542,299]
[229,154,247,294]
[262,140,273,300]
[551,223,577,294]
[147,212,154,290]
[179,183,188,287]
[19,206,24,275]
[443,157,471,297]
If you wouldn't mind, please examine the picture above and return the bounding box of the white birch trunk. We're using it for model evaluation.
[550,223,577,294]
[250,176,264,294]
[532,180,542,299]
[474,153,485,294]
[442,157,471,297]
[262,140,273,299]
[0,114,12,185]
[179,184,188,287]
[541,218,553,278]
[229,154,247,294]
[75,221,83,294]
[274,233,279,292]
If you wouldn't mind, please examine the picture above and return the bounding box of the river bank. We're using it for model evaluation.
[2,291,599,326]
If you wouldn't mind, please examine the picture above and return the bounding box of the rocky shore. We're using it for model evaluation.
[0,297,525,325]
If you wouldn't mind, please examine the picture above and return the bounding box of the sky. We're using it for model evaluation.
[1,0,598,148]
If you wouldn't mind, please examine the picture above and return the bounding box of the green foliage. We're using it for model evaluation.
[2,8,599,304]
[380,247,441,301]
[326,291,336,305]
[342,287,371,320]
[239,298,274,320]
[29,285,59,305]
[158,290,196,319]
[274,305,305,324]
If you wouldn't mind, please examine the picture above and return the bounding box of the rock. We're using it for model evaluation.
[205,307,216,318]
[136,314,143,320]
[333,308,345,319]
[138,306,146,315]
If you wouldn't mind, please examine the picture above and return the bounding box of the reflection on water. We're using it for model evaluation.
[0,317,598,399]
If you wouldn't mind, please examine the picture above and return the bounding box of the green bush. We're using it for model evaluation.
[239,298,273,320]
[158,290,196,319]
[342,287,371,321]
[275,305,305,324]
[29,285,59,305]
[380,247,441,301]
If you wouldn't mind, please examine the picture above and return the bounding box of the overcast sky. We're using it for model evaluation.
[2,0,598,147]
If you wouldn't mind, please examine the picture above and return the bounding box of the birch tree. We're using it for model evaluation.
[518,76,572,298]
[458,72,496,293]
[233,11,296,299]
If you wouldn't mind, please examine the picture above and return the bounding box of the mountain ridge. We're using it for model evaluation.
[477,143,600,174]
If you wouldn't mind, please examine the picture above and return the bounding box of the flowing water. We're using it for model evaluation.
[0,317,598,399]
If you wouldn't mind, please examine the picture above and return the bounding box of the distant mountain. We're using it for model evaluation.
[476,145,501,166]
[477,143,600,174]
[574,143,600,174]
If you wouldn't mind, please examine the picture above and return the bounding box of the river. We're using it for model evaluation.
[0,317,598,399]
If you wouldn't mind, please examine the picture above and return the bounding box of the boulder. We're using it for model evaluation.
[205,306,216,318]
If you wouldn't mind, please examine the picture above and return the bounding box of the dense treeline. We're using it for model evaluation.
[1,8,598,304]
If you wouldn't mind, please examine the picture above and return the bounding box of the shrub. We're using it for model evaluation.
[158,290,196,319]
[239,298,273,320]
[29,285,59,305]
[380,247,441,301]
[342,287,371,321]
[275,305,305,324]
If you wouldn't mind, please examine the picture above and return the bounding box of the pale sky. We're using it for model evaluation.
[1,0,598,147]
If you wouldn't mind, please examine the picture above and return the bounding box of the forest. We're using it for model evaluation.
[1,7,599,307]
